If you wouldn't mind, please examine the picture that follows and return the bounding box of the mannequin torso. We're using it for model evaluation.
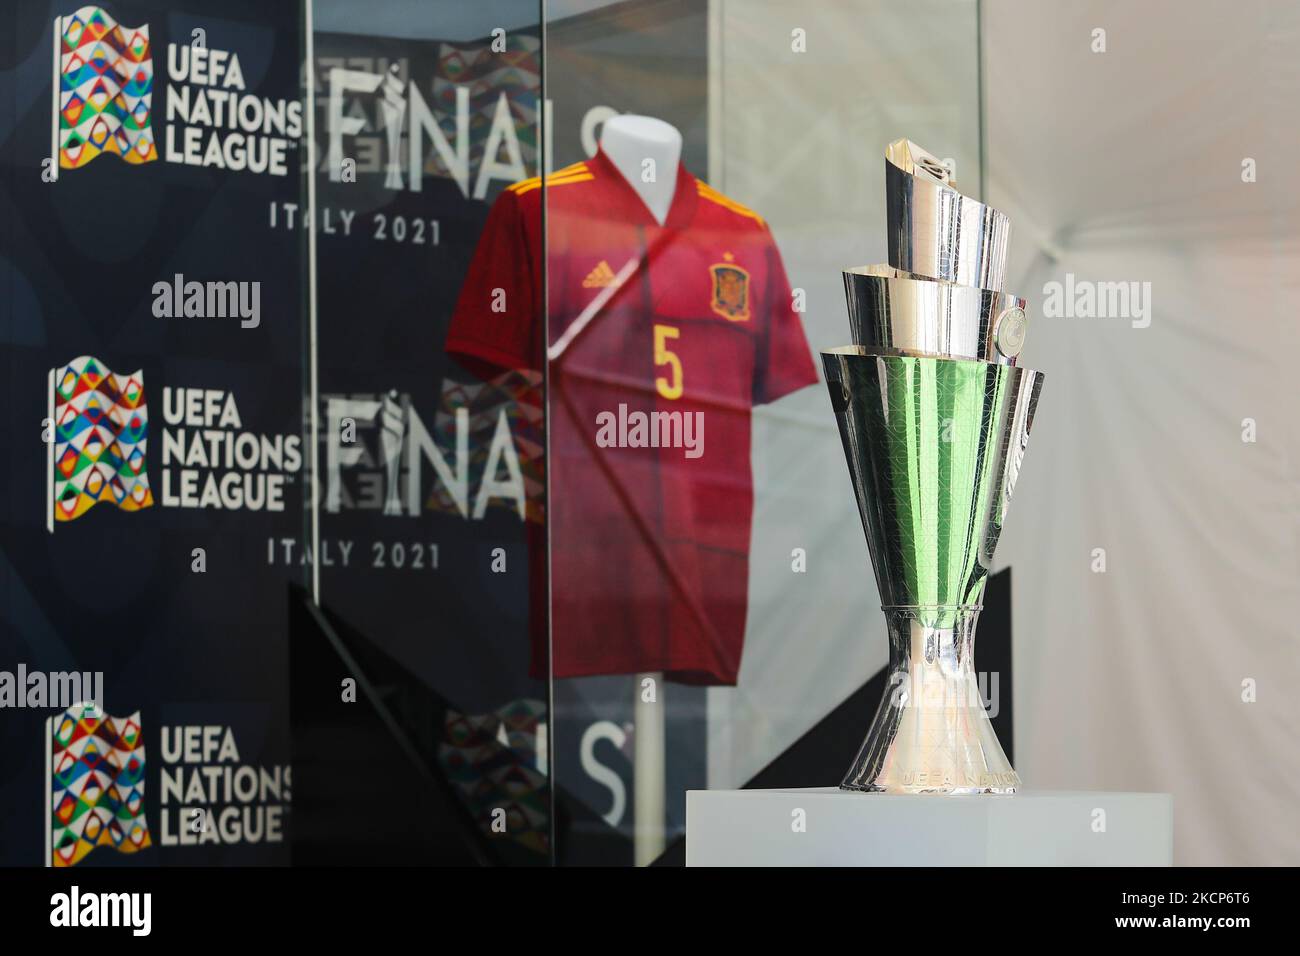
[598,115,683,226]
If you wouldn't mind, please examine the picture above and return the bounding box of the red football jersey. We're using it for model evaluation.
[447,147,817,685]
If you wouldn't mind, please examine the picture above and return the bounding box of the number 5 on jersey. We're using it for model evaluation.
[654,324,683,400]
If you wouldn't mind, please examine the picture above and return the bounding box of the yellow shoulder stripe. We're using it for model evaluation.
[507,161,590,194]
[696,181,765,227]
[511,172,594,196]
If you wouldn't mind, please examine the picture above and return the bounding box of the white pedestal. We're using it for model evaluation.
[686,788,1172,866]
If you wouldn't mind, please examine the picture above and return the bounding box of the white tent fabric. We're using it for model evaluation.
[708,0,1298,865]
[984,0,1300,865]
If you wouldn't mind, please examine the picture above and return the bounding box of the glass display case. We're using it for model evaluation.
[535,0,983,865]
[424,0,983,864]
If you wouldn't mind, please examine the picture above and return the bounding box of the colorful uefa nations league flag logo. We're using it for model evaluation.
[48,355,153,532]
[51,4,303,181]
[55,6,156,170]
[46,703,152,867]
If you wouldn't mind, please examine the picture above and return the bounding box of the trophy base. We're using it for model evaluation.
[841,606,1019,795]
[686,789,1174,866]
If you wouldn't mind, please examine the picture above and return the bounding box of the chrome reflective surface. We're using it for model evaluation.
[841,608,1021,793]
[822,349,1043,617]
[822,349,1043,793]
[824,137,1044,795]
[885,138,1010,292]
[844,265,1027,365]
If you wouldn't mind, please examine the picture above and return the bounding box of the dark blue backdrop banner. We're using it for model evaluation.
[0,0,551,868]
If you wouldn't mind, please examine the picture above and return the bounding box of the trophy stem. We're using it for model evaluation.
[840,605,1020,794]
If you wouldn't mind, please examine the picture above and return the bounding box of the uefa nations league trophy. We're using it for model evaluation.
[824,139,1044,793]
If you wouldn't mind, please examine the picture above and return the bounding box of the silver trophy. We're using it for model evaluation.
[823,139,1044,793]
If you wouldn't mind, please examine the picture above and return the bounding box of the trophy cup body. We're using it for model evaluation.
[825,140,1044,794]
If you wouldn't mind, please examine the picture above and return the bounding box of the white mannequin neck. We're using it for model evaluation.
[599,115,683,226]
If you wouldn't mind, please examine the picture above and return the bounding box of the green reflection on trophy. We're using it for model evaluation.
[825,141,1044,794]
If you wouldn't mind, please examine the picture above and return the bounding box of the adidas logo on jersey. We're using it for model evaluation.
[582,260,618,288]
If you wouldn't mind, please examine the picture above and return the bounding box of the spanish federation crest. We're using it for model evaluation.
[709,261,750,322]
